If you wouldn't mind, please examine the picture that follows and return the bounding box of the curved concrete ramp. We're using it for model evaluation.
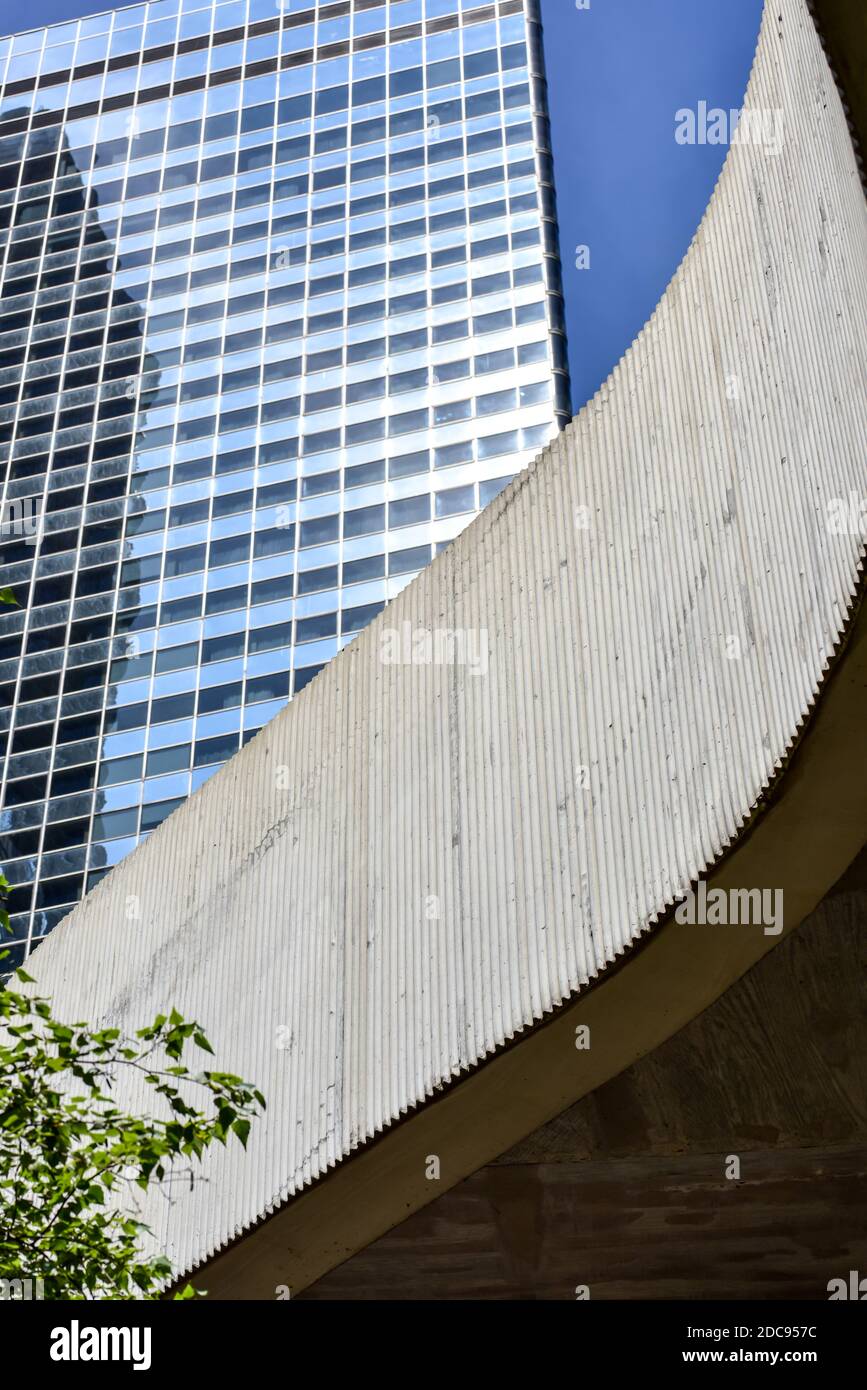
[23,0,866,1297]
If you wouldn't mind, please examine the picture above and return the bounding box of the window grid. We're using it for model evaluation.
[0,0,570,966]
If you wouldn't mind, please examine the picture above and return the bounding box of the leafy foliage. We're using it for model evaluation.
[0,968,265,1299]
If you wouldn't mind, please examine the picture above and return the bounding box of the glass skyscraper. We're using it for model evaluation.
[0,0,570,970]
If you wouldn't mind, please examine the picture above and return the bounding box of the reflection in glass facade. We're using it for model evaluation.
[0,0,570,969]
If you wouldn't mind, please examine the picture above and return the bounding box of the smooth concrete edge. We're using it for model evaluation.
[190,579,867,1299]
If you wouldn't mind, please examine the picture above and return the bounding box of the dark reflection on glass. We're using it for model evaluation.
[0,107,159,963]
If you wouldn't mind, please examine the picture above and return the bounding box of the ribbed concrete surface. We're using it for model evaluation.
[22,0,866,1282]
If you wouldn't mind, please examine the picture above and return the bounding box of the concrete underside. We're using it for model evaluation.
[300,850,867,1300]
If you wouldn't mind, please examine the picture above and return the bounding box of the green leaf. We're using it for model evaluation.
[0,979,264,1300]
[232,1118,251,1148]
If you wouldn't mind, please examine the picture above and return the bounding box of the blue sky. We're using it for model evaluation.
[539,0,763,407]
[6,0,764,410]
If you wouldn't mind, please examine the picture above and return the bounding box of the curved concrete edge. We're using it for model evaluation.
[17,0,867,1293]
[192,585,867,1299]
[185,0,867,1291]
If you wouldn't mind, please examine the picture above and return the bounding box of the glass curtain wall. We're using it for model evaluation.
[0,0,570,968]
